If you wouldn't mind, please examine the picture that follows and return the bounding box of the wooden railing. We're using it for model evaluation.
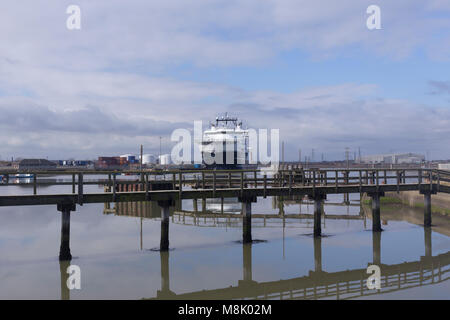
[0,168,448,197]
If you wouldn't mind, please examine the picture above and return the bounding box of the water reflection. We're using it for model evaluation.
[137,227,449,300]
[157,251,175,299]
[59,260,70,300]
[1,188,448,300]
[56,196,450,301]
[98,198,448,299]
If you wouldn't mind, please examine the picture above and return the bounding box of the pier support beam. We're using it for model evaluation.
[424,227,432,258]
[368,192,384,232]
[314,236,322,272]
[160,251,170,292]
[239,195,257,244]
[59,260,70,300]
[158,200,174,251]
[420,187,436,227]
[372,230,381,266]
[243,243,252,282]
[309,194,326,237]
[156,251,175,298]
[57,203,76,261]
[423,192,432,227]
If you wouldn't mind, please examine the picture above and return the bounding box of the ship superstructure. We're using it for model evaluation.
[200,114,249,168]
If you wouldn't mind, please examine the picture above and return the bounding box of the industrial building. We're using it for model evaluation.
[359,153,425,164]
[55,160,94,167]
[13,159,57,170]
[96,154,155,169]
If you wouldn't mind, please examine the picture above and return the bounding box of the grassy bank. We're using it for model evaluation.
[363,194,450,216]
[362,196,403,205]
[413,203,450,216]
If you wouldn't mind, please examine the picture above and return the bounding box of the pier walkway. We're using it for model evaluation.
[1,168,449,258]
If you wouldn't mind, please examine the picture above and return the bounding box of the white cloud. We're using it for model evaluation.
[0,79,449,159]
[0,1,449,70]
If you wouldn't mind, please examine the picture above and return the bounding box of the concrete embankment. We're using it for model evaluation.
[361,201,450,237]
[385,190,450,216]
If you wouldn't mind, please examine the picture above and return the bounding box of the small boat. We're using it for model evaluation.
[14,173,34,179]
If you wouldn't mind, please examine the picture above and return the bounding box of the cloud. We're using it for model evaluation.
[429,81,450,95]
[1,81,449,160]
[0,1,449,71]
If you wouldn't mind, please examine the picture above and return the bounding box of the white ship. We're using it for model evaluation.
[200,114,250,169]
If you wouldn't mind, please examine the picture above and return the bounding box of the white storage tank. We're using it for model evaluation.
[141,154,155,164]
[159,154,171,165]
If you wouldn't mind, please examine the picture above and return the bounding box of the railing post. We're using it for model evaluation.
[289,171,292,195]
[202,172,205,189]
[429,170,433,191]
[335,170,338,192]
[437,172,440,192]
[179,172,182,200]
[113,173,117,202]
[72,173,75,194]
[312,169,316,197]
[78,173,83,205]
[263,174,267,198]
[213,171,216,198]
[376,170,379,192]
[33,173,37,195]
[145,173,149,200]
[396,170,400,193]
[240,171,244,197]
[359,170,362,193]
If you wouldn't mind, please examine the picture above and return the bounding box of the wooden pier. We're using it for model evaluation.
[1,168,449,259]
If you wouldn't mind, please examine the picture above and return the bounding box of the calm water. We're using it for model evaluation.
[0,182,449,299]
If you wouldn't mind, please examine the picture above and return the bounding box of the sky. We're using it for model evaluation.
[0,0,449,161]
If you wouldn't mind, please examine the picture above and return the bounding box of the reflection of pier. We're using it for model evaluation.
[170,210,364,228]
[104,195,364,230]
[145,228,449,300]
